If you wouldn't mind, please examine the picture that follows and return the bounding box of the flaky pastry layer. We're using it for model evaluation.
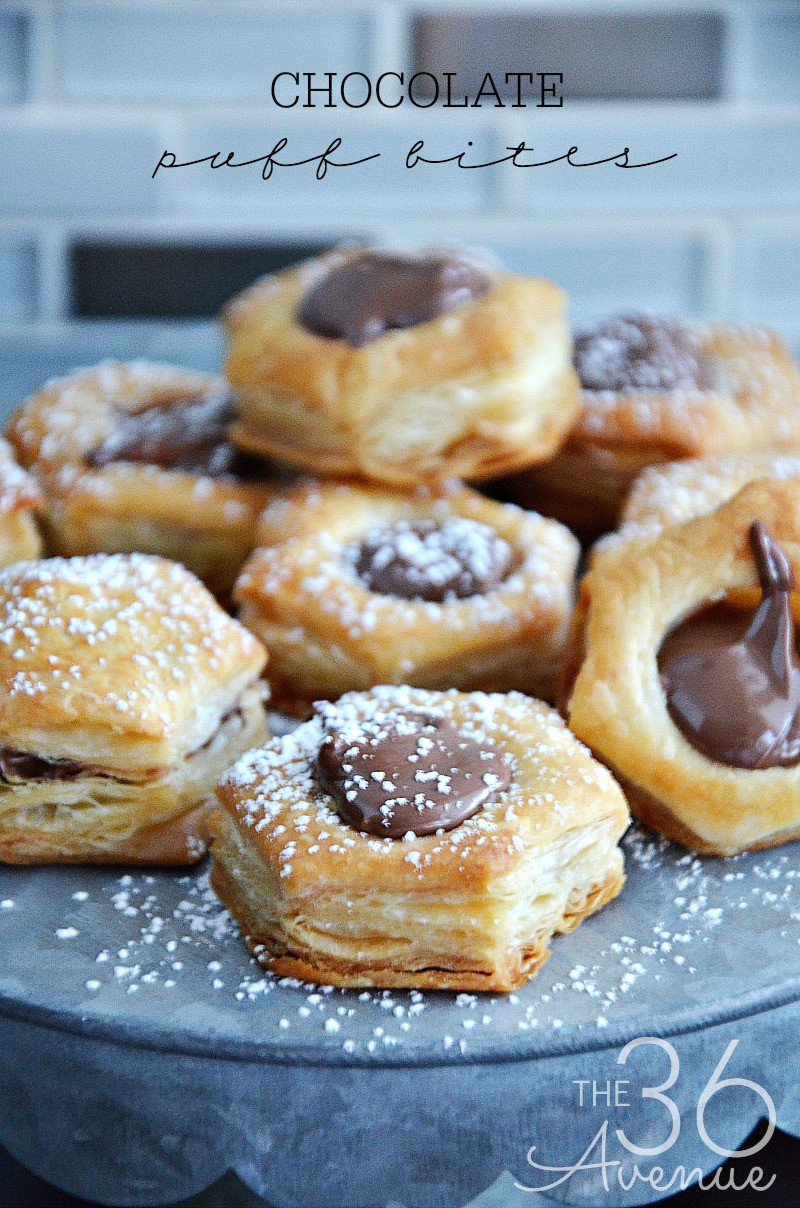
[0,681,268,865]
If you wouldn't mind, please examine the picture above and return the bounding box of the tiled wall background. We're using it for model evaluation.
[0,0,799,406]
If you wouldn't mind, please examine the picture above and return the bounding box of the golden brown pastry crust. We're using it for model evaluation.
[210,687,628,991]
[0,553,267,771]
[0,438,43,567]
[5,361,285,598]
[223,249,580,486]
[236,480,579,712]
[500,325,800,537]
[0,554,268,865]
[566,479,800,855]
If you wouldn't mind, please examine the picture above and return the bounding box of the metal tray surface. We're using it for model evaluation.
[1,822,799,1067]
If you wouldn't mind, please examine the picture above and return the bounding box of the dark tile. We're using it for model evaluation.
[413,12,724,101]
[70,242,341,319]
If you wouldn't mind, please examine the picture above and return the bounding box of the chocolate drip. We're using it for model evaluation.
[574,314,706,392]
[0,749,86,781]
[354,518,517,602]
[315,709,511,838]
[659,522,800,769]
[297,249,495,347]
[88,390,263,479]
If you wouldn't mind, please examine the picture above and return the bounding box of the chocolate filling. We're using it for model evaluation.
[574,314,707,392]
[297,248,494,347]
[659,522,800,769]
[315,708,511,838]
[354,517,518,603]
[0,750,86,782]
[87,389,264,480]
[0,703,246,784]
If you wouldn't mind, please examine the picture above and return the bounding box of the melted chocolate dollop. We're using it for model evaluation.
[315,709,511,838]
[88,390,260,479]
[659,522,800,769]
[574,314,706,392]
[354,518,517,603]
[297,249,495,347]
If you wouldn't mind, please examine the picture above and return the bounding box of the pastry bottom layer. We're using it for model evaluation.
[42,493,260,601]
[499,444,667,538]
[0,509,41,569]
[209,810,625,992]
[621,773,800,857]
[0,684,267,865]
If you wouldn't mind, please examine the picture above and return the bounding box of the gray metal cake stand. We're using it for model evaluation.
[1,823,799,1208]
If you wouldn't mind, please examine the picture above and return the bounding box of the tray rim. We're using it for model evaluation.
[1,969,799,1069]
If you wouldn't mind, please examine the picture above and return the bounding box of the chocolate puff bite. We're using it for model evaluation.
[223,245,580,486]
[6,361,292,598]
[500,316,800,538]
[566,479,800,855]
[235,480,579,714]
[210,686,628,990]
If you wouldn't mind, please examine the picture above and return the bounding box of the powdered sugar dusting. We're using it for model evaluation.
[2,819,796,1061]
[0,553,263,749]
[598,454,800,553]
[352,516,516,602]
[574,323,799,448]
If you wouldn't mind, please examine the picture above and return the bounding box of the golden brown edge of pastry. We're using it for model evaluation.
[208,807,625,992]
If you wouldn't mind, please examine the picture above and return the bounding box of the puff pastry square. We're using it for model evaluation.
[0,553,267,865]
[236,480,579,713]
[223,248,580,486]
[501,323,800,537]
[566,479,800,855]
[0,438,43,567]
[6,360,289,598]
[210,687,628,991]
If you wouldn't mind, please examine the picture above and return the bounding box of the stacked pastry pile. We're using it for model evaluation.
[2,243,800,992]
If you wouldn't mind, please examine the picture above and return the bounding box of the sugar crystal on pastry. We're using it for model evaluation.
[0,552,268,865]
[574,314,706,393]
[209,686,629,992]
[599,453,800,552]
[353,516,518,602]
